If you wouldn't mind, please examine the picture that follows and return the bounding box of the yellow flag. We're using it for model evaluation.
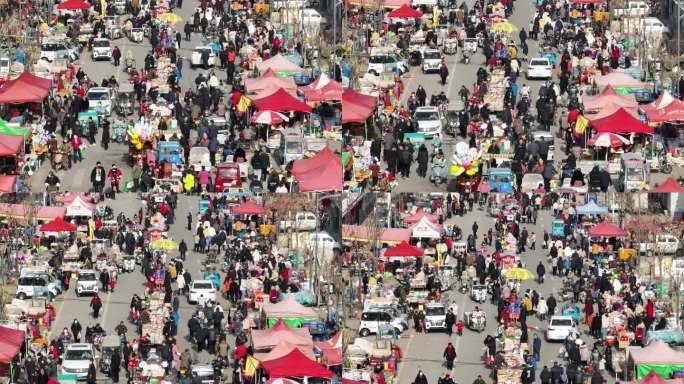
[237,95,251,113]
[100,0,107,16]
[574,115,588,135]
[244,355,259,378]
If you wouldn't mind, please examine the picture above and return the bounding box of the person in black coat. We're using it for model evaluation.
[109,350,121,383]
[417,145,429,178]
[71,319,82,342]
[414,370,428,384]
[445,308,456,336]
[87,362,97,384]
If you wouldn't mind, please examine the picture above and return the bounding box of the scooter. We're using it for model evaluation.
[430,160,447,185]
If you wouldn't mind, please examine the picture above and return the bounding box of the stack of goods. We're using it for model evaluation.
[483,68,509,112]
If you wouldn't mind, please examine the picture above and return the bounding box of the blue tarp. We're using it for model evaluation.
[576,201,608,215]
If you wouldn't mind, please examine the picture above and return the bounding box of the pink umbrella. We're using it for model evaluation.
[250,110,289,125]
[587,132,630,148]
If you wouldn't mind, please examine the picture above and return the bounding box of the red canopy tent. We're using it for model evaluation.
[0,72,52,104]
[57,0,92,9]
[244,68,297,95]
[384,241,424,257]
[648,177,684,193]
[590,107,654,134]
[39,217,77,232]
[299,74,343,102]
[260,348,334,379]
[0,134,24,156]
[314,331,343,366]
[342,88,377,123]
[0,326,25,363]
[641,91,684,123]
[291,147,343,192]
[0,175,16,193]
[588,222,626,237]
[251,88,312,112]
[388,4,423,18]
[232,200,266,215]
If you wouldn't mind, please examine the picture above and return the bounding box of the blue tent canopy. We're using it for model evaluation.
[576,200,608,215]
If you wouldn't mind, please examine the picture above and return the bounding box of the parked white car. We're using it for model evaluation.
[278,211,318,231]
[638,234,682,255]
[424,302,447,331]
[359,310,408,337]
[546,316,578,341]
[301,8,327,26]
[367,49,409,76]
[188,280,216,304]
[76,269,99,297]
[421,48,442,73]
[61,343,98,380]
[641,17,670,36]
[414,106,445,138]
[86,87,115,116]
[612,0,650,17]
[526,58,553,80]
[91,38,112,61]
[16,273,60,300]
[190,46,216,68]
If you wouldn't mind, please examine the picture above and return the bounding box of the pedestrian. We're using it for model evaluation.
[443,342,456,369]
[445,308,456,337]
[536,261,545,283]
[87,361,97,384]
[187,212,192,230]
[110,350,121,383]
[90,293,102,318]
[71,319,82,342]
[439,62,449,86]
[91,161,106,194]
[417,145,428,177]
[112,46,121,66]
[533,334,541,361]
[100,269,110,293]
[108,164,123,194]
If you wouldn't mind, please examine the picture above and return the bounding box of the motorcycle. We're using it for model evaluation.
[430,158,447,185]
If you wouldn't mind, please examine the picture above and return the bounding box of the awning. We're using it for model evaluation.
[66,195,95,216]
[648,177,684,193]
[251,88,313,112]
[388,4,423,18]
[0,175,17,193]
[590,107,654,135]
[260,348,333,379]
[0,326,25,363]
[383,241,424,257]
[588,222,626,237]
[342,88,376,123]
[56,0,92,10]
[342,225,411,244]
[232,200,266,215]
[0,134,24,156]
[299,74,343,102]
[39,217,77,232]
[292,147,343,192]
[0,72,51,104]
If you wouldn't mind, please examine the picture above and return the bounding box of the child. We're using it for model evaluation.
[456,319,464,336]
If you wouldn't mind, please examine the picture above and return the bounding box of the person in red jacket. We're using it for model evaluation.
[108,164,123,193]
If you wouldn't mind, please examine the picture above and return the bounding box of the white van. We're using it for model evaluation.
[278,212,318,231]
[638,234,682,255]
[424,302,447,331]
[359,310,407,337]
[16,274,60,299]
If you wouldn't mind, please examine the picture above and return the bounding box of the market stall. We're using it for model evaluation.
[629,342,684,379]
[251,319,313,351]
[262,296,319,327]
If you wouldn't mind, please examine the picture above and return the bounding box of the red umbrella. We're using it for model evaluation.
[384,241,424,257]
[250,110,289,125]
[587,132,630,148]
[388,4,423,18]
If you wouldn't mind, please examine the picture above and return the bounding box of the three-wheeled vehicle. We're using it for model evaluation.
[189,146,212,171]
[117,85,135,115]
[552,219,564,237]
[214,163,242,192]
[121,254,136,272]
[191,364,222,384]
[104,16,122,39]
[78,111,99,138]
[488,168,513,193]
[462,38,478,63]
[469,281,487,303]
[617,153,649,192]
[273,129,305,165]
[521,173,545,193]
[561,303,581,323]
[98,335,122,374]
[157,141,184,169]
[199,194,211,214]
[445,100,466,136]
[463,311,486,332]
[129,28,144,43]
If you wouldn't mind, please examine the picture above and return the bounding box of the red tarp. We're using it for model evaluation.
[292,147,343,192]
[384,241,424,257]
[588,222,626,237]
[346,0,407,8]
[256,54,305,74]
[40,217,77,232]
[0,134,24,156]
[232,200,266,215]
[648,177,684,193]
[0,72,52,104]
[0,175,16,193]
[0,326,25,363]
[244,68,297,95]
[642,91,684,123]
[342,224,411,244]
[594,72,646,89]
[402,208,438,224]
[251,319,313,350]
[342,88,376,123]
[590,107,654,135]
[251,88,313,112]
[388,4,423,18]
[299,74,343,102]
[56,0,92,9]
[0,204,65,221]
[260,348,334,379]
[314,331,343,366]
[630,342,684,364]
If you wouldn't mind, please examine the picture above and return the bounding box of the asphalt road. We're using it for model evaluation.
[373,196,609,384]
[47,193,227,368]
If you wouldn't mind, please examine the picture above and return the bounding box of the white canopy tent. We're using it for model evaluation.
[66,195,95,217]
[409,216,442,239]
